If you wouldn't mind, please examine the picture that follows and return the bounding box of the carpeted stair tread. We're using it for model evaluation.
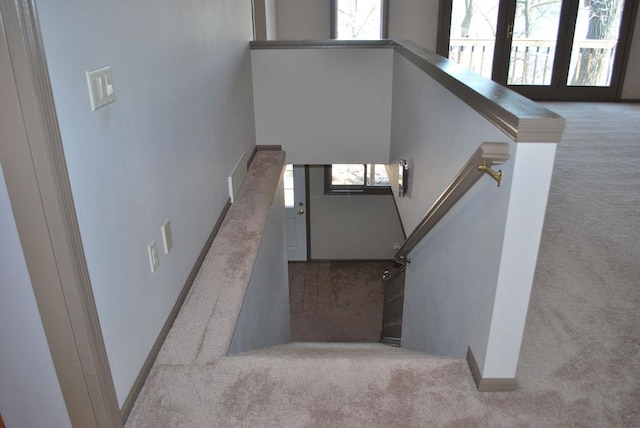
[232,342,447,360]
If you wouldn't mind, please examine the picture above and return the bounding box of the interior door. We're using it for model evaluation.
[284,165,308,261]
[442,0,636,101]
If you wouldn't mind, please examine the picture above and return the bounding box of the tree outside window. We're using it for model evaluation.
[334,0,386,40]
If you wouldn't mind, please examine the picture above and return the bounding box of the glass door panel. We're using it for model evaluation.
[507,0,562,85]
[449,0,501,79]
[567,0,624,86]
[440,0,635,100]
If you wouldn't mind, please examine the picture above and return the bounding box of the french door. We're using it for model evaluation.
[438,0,637,101]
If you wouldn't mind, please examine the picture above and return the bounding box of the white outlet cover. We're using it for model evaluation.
[161,219,173,254]
[147,240,159,273]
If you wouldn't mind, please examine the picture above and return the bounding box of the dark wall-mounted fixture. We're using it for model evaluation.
[399,159,409,198]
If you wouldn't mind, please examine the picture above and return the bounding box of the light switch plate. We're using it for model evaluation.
[161,219,173,254]
[86,65,115,111]
[147,240,159,273]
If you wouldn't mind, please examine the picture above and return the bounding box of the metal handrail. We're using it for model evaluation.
[394,142,510,265]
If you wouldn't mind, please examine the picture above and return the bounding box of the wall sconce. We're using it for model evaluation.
[398,159,409,198]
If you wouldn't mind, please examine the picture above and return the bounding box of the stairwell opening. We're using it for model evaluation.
[288,261,395,342]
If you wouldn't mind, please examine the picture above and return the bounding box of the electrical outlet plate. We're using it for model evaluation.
[148,240,159,273]
[161,219,173,254]
[86,65,115,111]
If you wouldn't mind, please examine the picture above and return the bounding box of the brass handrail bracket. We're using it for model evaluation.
[478,162,503,187]
[393,142,509,265]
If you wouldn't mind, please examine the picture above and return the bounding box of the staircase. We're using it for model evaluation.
[125,152,470,427]
[127,343,468,427]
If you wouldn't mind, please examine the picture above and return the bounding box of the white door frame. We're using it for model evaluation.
[285,165,309,261]
[0,2,121,426]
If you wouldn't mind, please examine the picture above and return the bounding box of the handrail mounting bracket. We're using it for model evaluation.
[478,162,503,187]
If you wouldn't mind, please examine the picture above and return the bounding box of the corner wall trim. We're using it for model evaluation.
[248,145,282,168]
[466,346,517,392]
[1,2,122,426]
[120,199,232,423]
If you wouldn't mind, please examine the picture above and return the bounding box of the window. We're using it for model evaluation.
[331,0,389,40]
[437,0,637,101]
[324,164,391,195]
[284,164,294,207]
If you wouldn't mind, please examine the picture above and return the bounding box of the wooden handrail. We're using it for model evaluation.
[394,142,510,264]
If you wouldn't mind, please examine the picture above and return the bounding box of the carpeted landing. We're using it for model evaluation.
[127,343,473,427]
[289,261,394,342]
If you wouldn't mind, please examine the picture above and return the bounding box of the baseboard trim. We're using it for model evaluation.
[120,198,232,423]
[466,346,517,392]
[257,144,282,151]
[308,259,396,263]
[247,146,258,168]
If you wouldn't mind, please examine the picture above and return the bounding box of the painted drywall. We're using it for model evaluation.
[390,51,516,369]
[482,142,557,378]
[390,52,558,379]
[622,4,640,99]
[229,174,291,353]
[388,0,440,50]
[308,165,405,260]
[35,0,256,404]
[0,165,72,428]
[276,0,330,40]
[251,47,394,164]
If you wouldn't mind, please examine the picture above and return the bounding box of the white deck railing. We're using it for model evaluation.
[449,38,617,86]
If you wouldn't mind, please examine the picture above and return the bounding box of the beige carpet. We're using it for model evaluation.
[289,261,394,342]
[127,103,640,427]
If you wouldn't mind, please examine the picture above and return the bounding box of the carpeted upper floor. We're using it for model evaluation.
[127,103,640,427]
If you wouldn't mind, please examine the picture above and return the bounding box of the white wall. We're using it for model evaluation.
[35,0,256,404]
[229,174,291,353]
[276,0,330,39]
[390,51,557,381]
[388,0,439,50]
[390,52,516,368]
[251,47,394,164]
[622,4,640,99]
[308,165,405,260]
[0,166,72,428]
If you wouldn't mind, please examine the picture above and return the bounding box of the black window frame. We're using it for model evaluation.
[324,164,392,195]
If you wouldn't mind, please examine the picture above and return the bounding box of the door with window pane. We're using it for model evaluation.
[442,0,635,100]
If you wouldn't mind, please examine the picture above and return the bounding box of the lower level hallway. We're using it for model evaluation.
[288,261,394,342]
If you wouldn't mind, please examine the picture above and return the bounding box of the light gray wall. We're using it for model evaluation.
[308,165,405,260]
[388,0,439,50]
[251,47,394,164]
[229,174,291,354]
[0,165,72,428]
[390,51,558,379]
[390,52,515,367]
[35,0,256,404]
[276,0,330,39]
